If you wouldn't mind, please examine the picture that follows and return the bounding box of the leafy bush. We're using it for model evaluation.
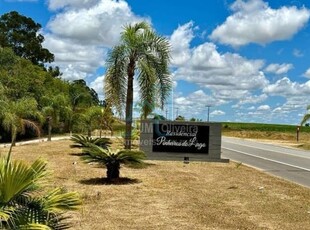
[70,134,111,149]
[81,145,145,181]
[0,157,81,229]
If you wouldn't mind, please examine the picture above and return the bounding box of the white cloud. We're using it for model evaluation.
[210,0,310,47]
[170,22,195,66]
[303,68,310,78]
[272,107,281,112]
[44,35,107,80]
[47,0,100,10]
[173,42,268,103]
[46,0,147,47]
[263,77,310,96]
[174,42,267,91]
[173,90,218,119]
[89,75,105,99]
[262,77,310,119]
[293,49,304,57]
[190,43,226,69]
[211,110,225,116]
[257,105,270,111]
[265,63,293,75]
[43,0,149,81]
[238,94,268,105]
[168,22,270,110]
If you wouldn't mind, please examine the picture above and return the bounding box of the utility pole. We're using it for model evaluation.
[206,105,211,122]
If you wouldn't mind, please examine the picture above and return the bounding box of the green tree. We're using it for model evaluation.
[175,115,185,121]
[82,145,145,181]
[41,94,71,141]
[0,156,81,229]
[69,80,99,112]
[98,102,115,137]
[0,97,42,150]
[0,11,54,66]
[104,22,172,149]
[47,66,62,78]
[80,106,102,137]
[0,48,47,101]
[66,80,99,133]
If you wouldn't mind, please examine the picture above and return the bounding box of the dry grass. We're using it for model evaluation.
[1,140,310,230]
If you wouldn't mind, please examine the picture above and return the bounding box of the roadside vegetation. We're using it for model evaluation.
[5,139,310,230]
[1,10,310,230]
[222,122,310,150]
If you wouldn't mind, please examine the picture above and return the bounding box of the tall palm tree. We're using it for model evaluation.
[104,21,172,149]
[0,156,81,229]
[301,105,310,125]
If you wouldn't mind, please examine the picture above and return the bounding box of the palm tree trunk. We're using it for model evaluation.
[47,117,52,141]
[125,64,134,149]
[87,120,92,137]
[106,162,120,180]
[11,127,16,147]
[7,127,17,163]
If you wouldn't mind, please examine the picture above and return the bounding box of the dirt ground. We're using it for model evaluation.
[2,139,310,230]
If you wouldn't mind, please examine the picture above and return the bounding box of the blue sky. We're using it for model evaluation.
[1,0,310,125]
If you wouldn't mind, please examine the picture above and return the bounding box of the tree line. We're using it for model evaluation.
[0,11,113,143]
[0,11,173,150]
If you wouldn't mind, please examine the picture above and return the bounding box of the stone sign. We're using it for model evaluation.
[152,123,209,153]
[140,120,228,162]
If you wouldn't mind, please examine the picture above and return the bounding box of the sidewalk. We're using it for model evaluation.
[0,135,121,148]
[0,136,71,148]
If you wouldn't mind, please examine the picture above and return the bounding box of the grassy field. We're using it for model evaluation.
[222,122,310,150]
[221,122,310,132]
[2,139,310,230]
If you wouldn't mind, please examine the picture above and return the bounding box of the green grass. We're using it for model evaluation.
[113,119,310,134]
[222,122,310,133]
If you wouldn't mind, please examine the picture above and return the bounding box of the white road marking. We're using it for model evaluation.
[222,146,310,172]
[222,138,310,159]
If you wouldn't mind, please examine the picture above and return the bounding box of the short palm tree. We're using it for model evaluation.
[0,156,81,229]
[81,145,145,181]
[70,134,111,150]
[104,21,172,149]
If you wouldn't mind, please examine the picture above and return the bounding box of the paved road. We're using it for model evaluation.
[222,136,310,188]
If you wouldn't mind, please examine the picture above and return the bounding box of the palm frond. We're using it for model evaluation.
[104,45,128,115]
[81,145,145,165]
[18,223,52,230]
[117,149,146,164]
[0,157,48,204]
[0,156,81,229]
[136,27,171,114]
[41,188,81,213]
[70,134,111,149]
[301,113,310,125]
[0,207,15,228]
